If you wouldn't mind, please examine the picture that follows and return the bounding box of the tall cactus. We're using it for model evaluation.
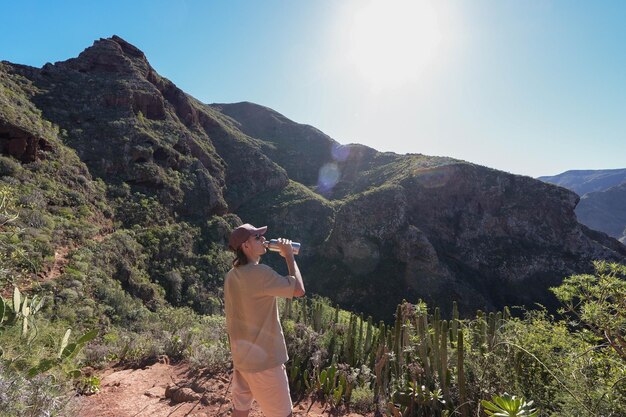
[312,300,323,332]
[416,310,431,382]
[487,311,497,350]
[457,328,468,417]
[21,295,30,337]
[503,305,511,320]
[393,304,403,373]
[451,301,459,344]
[302,299,308,326]
[364,316,373,359]
[346,313,357,366]
[430,307,441,384]
[283,298,290,319]
[476,310,487,353]
[440,319,449,402]
[357,313,364,365]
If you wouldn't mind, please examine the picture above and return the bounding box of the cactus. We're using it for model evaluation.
[303,369,311,390]
[28,328,98,378]
[351,314,358,366]
[317,363,338,397]
[374,344,389,399]
[364,316,373,358]
[440,319,449,402]
[345,313,357,366]
[431,307,441,380]
[13,287,21,315]
[312,300,323,332]
[488,311,497,349]
[357,313,364,364]
[283,298,292,319]
[476,310,487,352]
[288,358,303,394]
[457,329,468,417]
[416,311,431,382]
[451,301,459,344]
[393,304,402,373]
[31,295,45,315]
[503,305,511,320]
[20,295,30,337]
[58,329,72,358]
[302,299,309,324]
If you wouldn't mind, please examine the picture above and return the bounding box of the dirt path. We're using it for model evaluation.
[76,362,370,417]
[0,245,70,298]
[46,245,71,282]
[2,220,114,298]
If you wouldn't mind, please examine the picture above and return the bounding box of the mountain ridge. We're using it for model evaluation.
[538,168,626,196]
[2,36,625,320]
[539,168,626,244]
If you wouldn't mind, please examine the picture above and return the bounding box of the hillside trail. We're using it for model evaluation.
[1,219,114,299]
[76,361,371,417]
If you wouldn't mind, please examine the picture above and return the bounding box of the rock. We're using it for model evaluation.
[164,384,202,404]
[0,122,51,163]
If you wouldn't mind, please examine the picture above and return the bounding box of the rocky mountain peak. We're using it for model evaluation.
[58,35,150,76]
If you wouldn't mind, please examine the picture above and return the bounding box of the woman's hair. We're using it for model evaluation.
[233,247,248,267]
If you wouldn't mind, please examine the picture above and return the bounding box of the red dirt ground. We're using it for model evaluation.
[76,362,373,417]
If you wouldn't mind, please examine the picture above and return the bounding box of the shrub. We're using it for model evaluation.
[349,385,375,413]
[0,364,76,417]
[188,341,231,373]
[0,155,20,177]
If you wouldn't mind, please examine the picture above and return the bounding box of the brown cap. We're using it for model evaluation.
[228,223,267,251]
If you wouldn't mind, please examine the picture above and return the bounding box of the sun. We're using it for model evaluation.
[349,0,442,91]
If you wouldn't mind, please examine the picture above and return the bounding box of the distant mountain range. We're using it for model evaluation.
[539,170,626,244]
[2,36,625,321]
[538,169,626,196]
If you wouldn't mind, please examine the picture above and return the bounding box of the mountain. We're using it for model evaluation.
[539,169,626,244]
[2,36,625,321]
[538,169,626,196]
[576,183,626,244]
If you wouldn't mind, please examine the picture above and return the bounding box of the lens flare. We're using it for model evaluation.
[317,163,341,194]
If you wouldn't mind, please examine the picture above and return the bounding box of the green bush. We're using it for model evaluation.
[0,155,20,177]
[349,385,375,413]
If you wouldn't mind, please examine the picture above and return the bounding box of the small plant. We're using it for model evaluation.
[27,327,99,378]
[481,393,538,417]
[349,385,375,413]
[76,375,101,395]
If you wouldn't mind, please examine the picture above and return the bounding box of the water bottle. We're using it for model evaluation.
[263,239,301,255]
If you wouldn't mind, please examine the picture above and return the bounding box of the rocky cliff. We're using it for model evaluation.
[2,36,625,320]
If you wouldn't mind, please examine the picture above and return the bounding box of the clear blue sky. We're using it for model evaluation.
[2,0,625,177]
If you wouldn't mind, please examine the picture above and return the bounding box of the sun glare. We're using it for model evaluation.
[349,0,442,91]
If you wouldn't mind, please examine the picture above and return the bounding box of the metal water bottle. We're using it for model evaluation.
[264,239,301,255]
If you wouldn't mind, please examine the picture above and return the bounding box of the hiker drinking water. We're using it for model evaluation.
[224,223,305,417]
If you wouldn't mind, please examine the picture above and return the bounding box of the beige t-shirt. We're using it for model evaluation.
[224,263,297,372]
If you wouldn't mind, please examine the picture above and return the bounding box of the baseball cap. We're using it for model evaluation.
[228,223,268,251]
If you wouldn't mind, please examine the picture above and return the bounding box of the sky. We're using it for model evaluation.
[1,0,625,178]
